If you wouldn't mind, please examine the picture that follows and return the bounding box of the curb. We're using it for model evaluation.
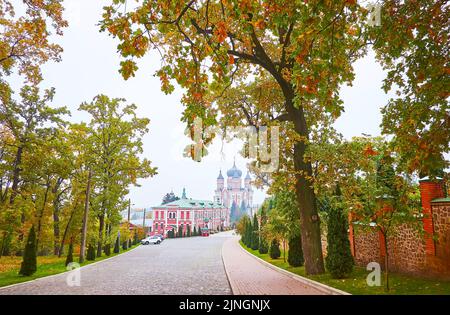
[237,240,351,295]
[221,238,237,295]
[0,245,141,291]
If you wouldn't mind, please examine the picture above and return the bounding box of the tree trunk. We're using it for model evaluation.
[9,146,23,205]
[97,213,105,257]
[59,206,77,258]
[384,234,390,292]
[52,179,64,255]
[36,183,50,251]
[285,96,325,275]
[79,168,92,263]
[53,199,61,256]
[10,146,25,250]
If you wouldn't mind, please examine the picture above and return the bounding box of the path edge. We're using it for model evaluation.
[221,238,238,295]
[236,239,351,295]
[0,245,141,291]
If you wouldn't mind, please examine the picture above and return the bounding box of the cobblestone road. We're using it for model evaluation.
[0,234,232,295]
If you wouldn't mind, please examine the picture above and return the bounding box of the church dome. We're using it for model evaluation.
[227,162,242,178]
[217,170,224,180]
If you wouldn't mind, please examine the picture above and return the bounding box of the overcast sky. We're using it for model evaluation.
[10,0,392,209]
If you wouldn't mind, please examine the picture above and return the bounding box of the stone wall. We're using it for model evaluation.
[353,226,380,267]
[433,202,450,258]
[350,200,450,279]
[386,223,426,274]
[428,202,450,276]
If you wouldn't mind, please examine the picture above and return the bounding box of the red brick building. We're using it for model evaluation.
[151,188,230,237]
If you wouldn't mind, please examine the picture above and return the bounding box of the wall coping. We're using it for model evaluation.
[431,198,450,203]
[419,176,443,182]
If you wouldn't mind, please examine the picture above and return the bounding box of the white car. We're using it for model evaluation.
[141,236,162,245]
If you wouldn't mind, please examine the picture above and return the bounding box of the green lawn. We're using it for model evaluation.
[0,244,140,288]
[240,241,450,295]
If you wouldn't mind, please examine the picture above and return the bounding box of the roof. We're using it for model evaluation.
[154,198,226,209]
[227,161,242,178]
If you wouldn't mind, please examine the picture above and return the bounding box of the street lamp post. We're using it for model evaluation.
[143,208,146,232]
[127,198,131,222]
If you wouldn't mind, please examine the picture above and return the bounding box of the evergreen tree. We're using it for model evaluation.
[128,238,132,248]
[104,243,111,256]
[325,186,354,279]
[269,239,281,259]
[122,241,128,250]
[133,231,138,245]
[251,214,259,250]
[259,237,269,254]
[178,225,183,238]
[288,235,304,267]
[19,226,37,276]
[193,226,197,236]
[87,243,96,261]
[113,236,120,253]
[186,225,191,237]
[65,241,74,267]
[259,207,269,254]
[162,191,180,204]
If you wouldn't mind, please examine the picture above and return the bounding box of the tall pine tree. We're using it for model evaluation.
[269,239,281,259]
[288,235,304,267]
[251,213,259,250]
[325,186,354,278]
[19,226,37,276]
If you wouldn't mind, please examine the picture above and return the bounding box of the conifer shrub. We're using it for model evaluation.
[269,239,281,259]
[87,243,96,261]
[113,237,120,253]
[133,231,138,245]
[65,242,74,267]
[259,237,269,254]
[19,226,37,276]
[251,214,259,250]
[186,226,191,237]
[287,235,304,267]
[325,205,354,278]
[104,243,111,256]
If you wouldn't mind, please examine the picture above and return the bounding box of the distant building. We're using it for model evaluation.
[214,162,254,222]
[151,188,229,237]
[121,208,153,231]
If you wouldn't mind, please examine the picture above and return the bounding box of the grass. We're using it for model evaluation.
[240,241,450,295]
[0,244,140,288]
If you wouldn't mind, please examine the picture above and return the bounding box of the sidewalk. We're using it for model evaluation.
[221,236,330,295]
